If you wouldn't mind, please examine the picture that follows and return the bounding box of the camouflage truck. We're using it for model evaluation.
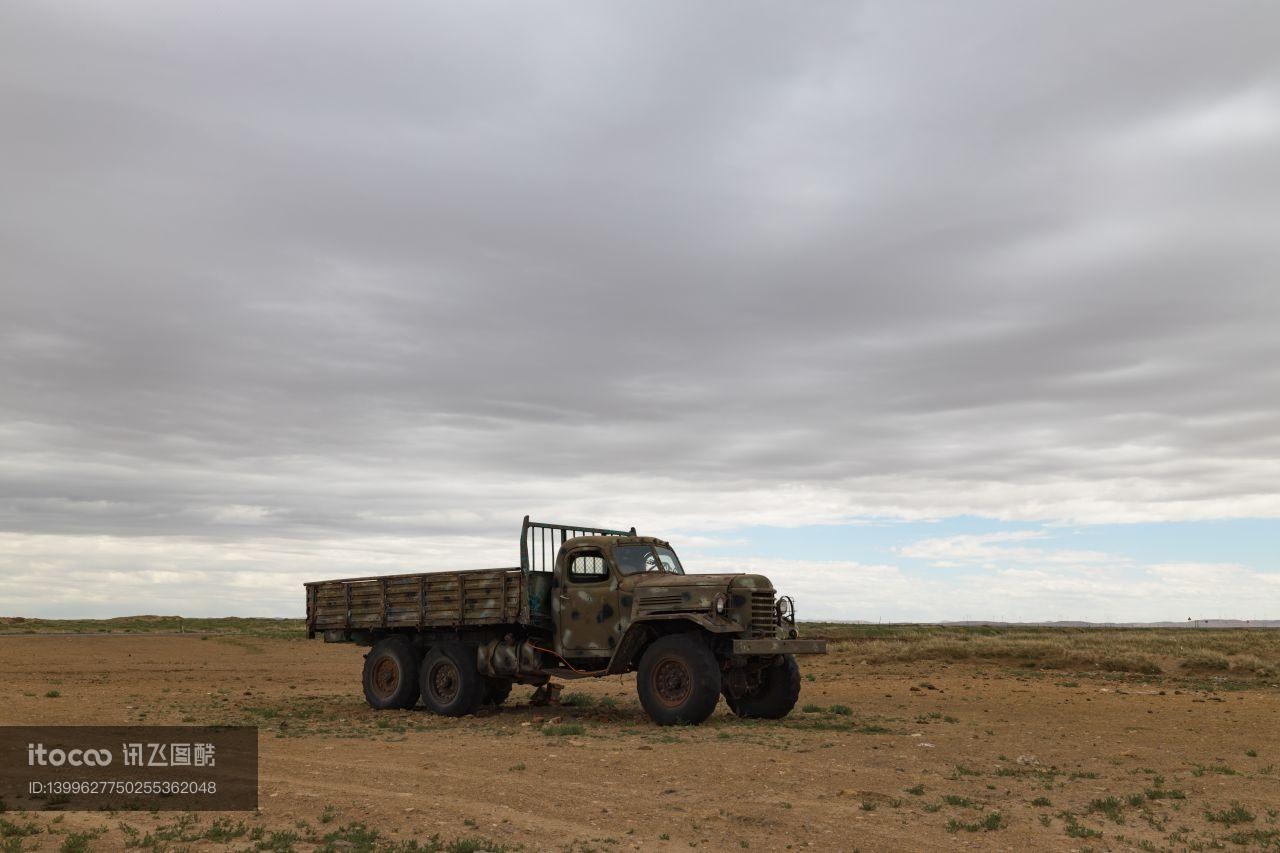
[305,517,826,725]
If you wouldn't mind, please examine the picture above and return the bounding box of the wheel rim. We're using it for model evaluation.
[429,660,460,703]
[371,655,400,699]
[650,657,693,708]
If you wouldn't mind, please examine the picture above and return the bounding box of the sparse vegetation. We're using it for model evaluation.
[1192,763,1237,777]
[255,829,300,852]
[59,831,99,853]
[1144,786,1185,800]
[817,623,1280,677]
[1061,814,1103,839]
[1180,652,1230,671]
[1224,829,1280,847]
[1087,796,1126,824]
[1205,803,1255,826]
[946,812,1004,832]
[1,819,41,839]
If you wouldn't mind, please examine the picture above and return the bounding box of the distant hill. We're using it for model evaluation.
[940,619,1280,629]
[0,615,303,635]
[806,618,1280,629]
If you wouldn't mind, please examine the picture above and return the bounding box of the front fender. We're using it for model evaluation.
[605,613,739,674]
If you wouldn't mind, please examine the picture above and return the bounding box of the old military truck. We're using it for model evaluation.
[305,517,826,725]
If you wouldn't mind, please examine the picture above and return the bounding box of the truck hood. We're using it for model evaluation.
[627,572,773,593]
[626,573,775,619]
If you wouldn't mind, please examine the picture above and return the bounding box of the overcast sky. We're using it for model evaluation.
[2,2,1278,621]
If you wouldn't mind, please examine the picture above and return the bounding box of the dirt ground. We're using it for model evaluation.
[1,633,1278,852]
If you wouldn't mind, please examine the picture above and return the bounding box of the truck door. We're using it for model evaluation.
[554,545,623,658]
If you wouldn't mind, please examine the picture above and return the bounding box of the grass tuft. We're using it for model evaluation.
[947,812,1004,833]
[1205,803,1255,826]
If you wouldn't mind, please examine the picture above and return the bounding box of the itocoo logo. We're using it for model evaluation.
[27,744,113,767]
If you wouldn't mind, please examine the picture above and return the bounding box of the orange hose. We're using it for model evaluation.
[529,643,608,676]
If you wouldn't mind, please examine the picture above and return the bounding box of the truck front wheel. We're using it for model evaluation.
[724,654,801,719]
[636,634,721,725]
[362,637,421,710]
[419,646,483,716]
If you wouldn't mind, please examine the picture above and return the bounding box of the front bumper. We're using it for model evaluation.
[731,638,827,655]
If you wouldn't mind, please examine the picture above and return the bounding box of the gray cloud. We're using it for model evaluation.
[2,2,1279,615]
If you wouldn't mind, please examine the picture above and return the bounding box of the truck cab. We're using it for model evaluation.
[522,520,824,723]
[551,535,680,657]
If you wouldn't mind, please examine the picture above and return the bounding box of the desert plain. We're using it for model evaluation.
[1,620,1278,852]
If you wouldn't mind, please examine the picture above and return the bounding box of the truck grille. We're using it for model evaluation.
[638,593,684,611]
[750,591,776,637]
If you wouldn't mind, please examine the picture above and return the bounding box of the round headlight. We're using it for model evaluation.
[776,596,795,622]
[713,593,727,615]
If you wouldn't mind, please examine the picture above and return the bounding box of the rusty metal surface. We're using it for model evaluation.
[730,638,828,655]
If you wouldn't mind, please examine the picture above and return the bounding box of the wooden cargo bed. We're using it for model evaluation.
[305,567,525,637]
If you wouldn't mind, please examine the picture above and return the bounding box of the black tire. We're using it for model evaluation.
[361,637,421,710]
[480,677,513,707]
[419,646,483,716]
[636,634,722,726]
[725,654,800,719]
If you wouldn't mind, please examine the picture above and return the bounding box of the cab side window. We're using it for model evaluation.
[568,552,608,582]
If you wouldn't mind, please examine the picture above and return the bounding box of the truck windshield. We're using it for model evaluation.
[614,545,684,575]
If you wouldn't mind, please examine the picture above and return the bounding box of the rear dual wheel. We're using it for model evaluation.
[362,637,421,710]
[419,646,485,716]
